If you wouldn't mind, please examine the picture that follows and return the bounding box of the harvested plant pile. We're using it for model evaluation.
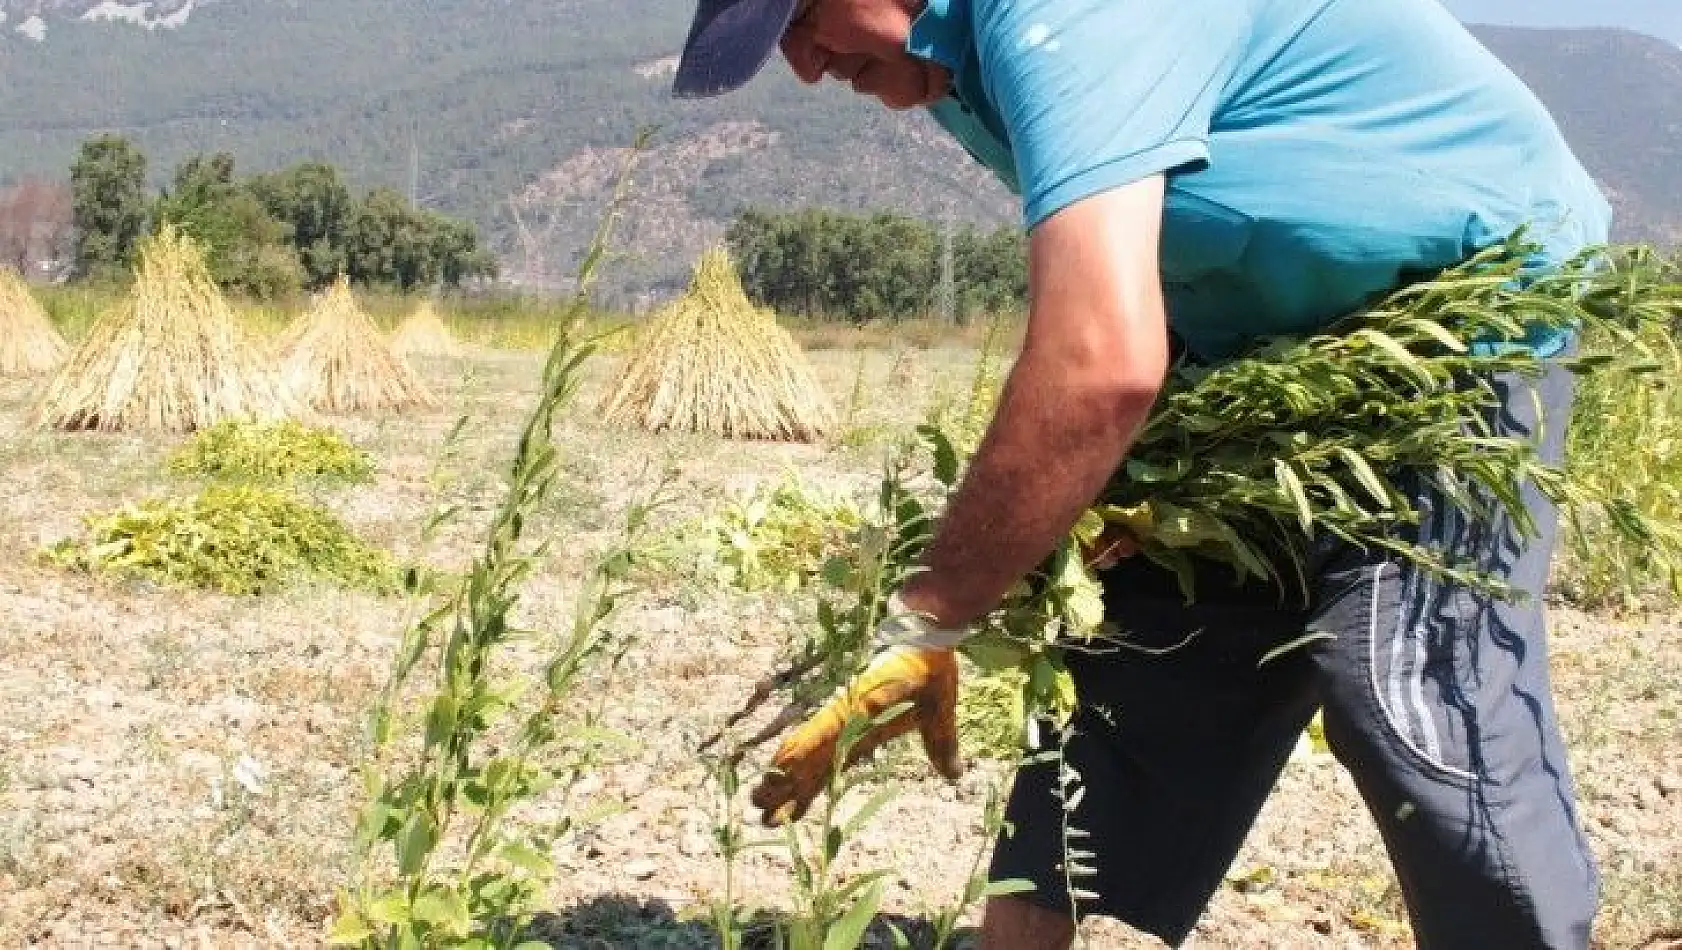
[599,246,834,441]
[34,227,297,432]
[44,483,396,596]
[0,266,67,376]
[389,300,462,358]
[280,277,435,414]
[168,419,374,483]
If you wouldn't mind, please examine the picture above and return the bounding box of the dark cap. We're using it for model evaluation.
[673,0,803,98]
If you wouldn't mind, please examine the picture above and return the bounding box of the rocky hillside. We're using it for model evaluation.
[1446,0,1682,46]
[1476,26,1682,245]
[0,1,1677,293]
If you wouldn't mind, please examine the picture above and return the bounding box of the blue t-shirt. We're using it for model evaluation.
[908,0,1613,359]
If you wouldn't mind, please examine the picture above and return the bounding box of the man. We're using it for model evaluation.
[672,1,1607,947]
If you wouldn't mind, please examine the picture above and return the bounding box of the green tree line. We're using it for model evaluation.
[70,134,496,296]
[726,208,1027,322]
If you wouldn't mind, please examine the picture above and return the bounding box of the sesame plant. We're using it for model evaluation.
[920,775,1032,949]
[699,433,941,949]
[168,419,374,483]
[772,707,907,950]
[329,134,649,950]
[43,483,396,596]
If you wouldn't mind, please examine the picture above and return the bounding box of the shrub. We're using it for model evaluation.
[45,484,395,595]
[168,419,374,482]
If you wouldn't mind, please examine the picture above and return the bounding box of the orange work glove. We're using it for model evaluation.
[750,644,962,826]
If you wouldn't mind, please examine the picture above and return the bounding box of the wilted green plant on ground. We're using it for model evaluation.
[169,419,374,482]
[1562,323,1682,609]
[675,476,864,593]
[44,483,395,595]
[329,134,648,950]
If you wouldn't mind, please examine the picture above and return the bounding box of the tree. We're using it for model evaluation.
[0,177,73,276]
[346,187,496,291]
[954,225,1028,318]
[154,152,303,299]
[726,207,1021,322]
[70,135,149,280]
[248,162,354,288]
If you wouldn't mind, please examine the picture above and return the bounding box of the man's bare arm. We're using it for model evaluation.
[900,175,1170,627]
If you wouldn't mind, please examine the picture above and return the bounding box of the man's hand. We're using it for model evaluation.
[750,645,961,826]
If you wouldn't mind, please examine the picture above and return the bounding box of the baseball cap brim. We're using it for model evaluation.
[672,0,802,99]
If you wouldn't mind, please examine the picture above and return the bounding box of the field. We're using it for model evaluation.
[1,322,1679,949]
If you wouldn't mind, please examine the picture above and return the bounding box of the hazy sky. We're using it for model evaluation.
[1442,0,1682,45]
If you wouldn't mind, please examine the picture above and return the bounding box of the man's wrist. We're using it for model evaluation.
[896,576,970,629]
[875,590,973,650]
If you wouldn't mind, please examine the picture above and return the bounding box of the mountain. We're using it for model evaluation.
[0,3,1677,295]
[1444,0,1682,47]
[1472,26,1682,245]
[0,0,1013,296]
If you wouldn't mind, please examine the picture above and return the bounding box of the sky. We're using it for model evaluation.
[1442,0,1682,46]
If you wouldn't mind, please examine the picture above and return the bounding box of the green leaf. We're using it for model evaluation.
[822,879,883,950]
[1400,317,1469,353]
[923,426,961,487]
[841,785,899,839]
[423,694,457,748]
[499,841,556,878]
[364,891,410,926]
[1274,460,1315,534]
[1257,630,1335,667]
[983,878,1038,898]
[326,910,375,946]
[1337,447,1394,510]
[410,887,469,934]
[396,811,437,877]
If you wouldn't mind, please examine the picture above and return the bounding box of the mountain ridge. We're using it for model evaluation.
[1444,0,1682,47]
[0,3,1676,295]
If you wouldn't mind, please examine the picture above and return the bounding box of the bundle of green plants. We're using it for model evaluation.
[973,240,1682,714]
[45,483,396,596]
[1080,244,1667,594]
[168,419,374,482]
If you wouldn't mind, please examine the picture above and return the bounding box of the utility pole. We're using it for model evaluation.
[408,133,420,207]
[938,206,956,325]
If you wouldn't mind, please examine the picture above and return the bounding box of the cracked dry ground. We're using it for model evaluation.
[1,345,1677,949]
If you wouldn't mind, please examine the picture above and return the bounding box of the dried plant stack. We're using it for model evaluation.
[600,246,834,441]
[34,227,297,432]
[0,266,67,377]
[389,299,462,358]
[280,277,436,414]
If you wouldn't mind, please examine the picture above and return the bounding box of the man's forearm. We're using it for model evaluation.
[898,176,1170,630]
[900,323,1164,628]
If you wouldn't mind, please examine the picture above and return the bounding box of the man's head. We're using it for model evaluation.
[674,0,948,111]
